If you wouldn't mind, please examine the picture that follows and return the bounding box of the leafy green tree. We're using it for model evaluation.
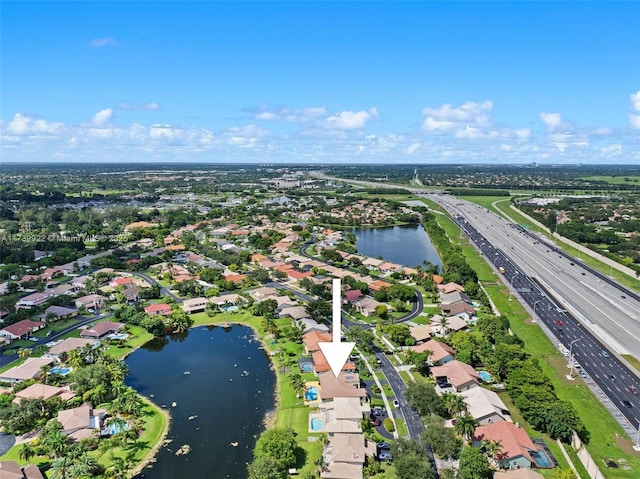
[550,468,577,479]
[458,445,493,479]
[247,455,286,479]
[305,299,331,323]
[546,400,583,442]
[422,416,462,460]
[345,326,374,354]
[392,439,437,479]
[405,382,446,417]
[442,392,467,417]
[253,427,298,471]
[253,299,279,319]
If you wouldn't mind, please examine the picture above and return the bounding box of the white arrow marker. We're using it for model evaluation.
[318,278,355,377]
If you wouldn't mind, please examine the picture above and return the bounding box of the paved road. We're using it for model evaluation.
[438,203,640,437]
[129,271,183,303]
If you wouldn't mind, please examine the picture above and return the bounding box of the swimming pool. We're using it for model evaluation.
[108,333,129,340]
[478,371,493,383]
[530,449,552,468]
[299,362,313,373]
[310,418,324,431]
[104,421,130,436]
[49,367,72,376]
[305,386,319,401]
[222,305,238,312]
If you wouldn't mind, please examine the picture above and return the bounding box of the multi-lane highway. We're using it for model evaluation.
[429,194,640,435]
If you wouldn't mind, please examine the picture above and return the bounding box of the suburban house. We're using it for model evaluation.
[310,397,370,435]
[249,286,278,300]
[440,291,472,306]
[109,277,135,289]
[296,318,329,334]
[409,324,433,344]
[13,384,75,404]
[182,297,208,314]
[318,372,367,401]
[311,350,356,375]
[279,305,310,321]
[0,461,45,479]
[411,339,455,365]
[431,360,481,392]
[80,321,124,340]
[354,297,383,317]
[15,292,50,309]
[0,319,45,341]
[44,338,98,360]
[430,315,469,335]
[39,305,78,322]
[57,404,107,441]
[144,303,173,316]
[494,469,544,479]
[74,294,104,310]
[343,289,362,304]
[208,293,246,308]
[440,301,476,317]
[320,433,377,479]
[437,282,465,294]
[472,421,540,470]
[303,331,332,355]
[122,286,141,303]
[459,387,512,425]
[0,357,55,383]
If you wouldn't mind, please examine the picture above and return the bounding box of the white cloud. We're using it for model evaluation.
[322,108,378,129]
[118,102,160,111]
[599,144,623,157]
[253,106,327,122]
[150,124,181,140]
[631,91,640,112]
[540,112,563,130]
[89,37,120,47]
[406,143,421,154]
[629,114,640,129]
[92,108,113,126]
[6,113,63,135]
[423,101,492,125]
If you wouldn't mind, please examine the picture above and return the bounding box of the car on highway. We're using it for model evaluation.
[628,386,639,395]
[557,327,564,334]
[608,374,616,381]
[393,399,399,408]
[622,400,633,408]
[601,350,610,358]
[579,370,588,379]
[556,320,563,326]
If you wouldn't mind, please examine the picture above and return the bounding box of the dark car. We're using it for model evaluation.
[627,386,639,395]
[557,327,564,334]
[608,374,616,381]
[622,400,633,408]
[377,442,391,450]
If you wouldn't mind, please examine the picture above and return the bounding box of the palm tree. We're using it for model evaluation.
[83,383,107,406]
[432,315,450,337]
[19,442,36,463]
[49,456,71,479]
[481,438,504,464]
[454,414,478,442]
[18,348,33,359]
[288,372,305,398]
[443,392,468,417]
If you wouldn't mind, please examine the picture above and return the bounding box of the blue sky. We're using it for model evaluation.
[2,1,639,164]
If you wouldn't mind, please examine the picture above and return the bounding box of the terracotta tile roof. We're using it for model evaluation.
[411,339,455,362]
[2,319,44,337]
[303,331,332,352]
[473,421,538,463]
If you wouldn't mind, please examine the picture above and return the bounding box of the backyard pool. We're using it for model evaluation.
[478,371,493,383]
[49,367,72,376]
[305,386,319,401]
[222,305,238,312]
[108,333,129,341]
[310,418,324,432]
[299,361,313,373]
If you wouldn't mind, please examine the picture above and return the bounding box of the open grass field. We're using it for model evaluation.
[431,207,640,478]
[579,176,640,185]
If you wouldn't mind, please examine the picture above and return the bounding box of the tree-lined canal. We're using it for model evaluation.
[127,325,276,479]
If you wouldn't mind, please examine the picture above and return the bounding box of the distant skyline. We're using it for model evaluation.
[1,1,639,165]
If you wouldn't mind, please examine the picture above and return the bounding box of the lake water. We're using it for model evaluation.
[126,325,276,479]
[353,225,442,270]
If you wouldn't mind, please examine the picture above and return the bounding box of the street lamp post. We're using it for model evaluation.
[509,271,519,302]
[532,299,542,323]
[568,339,580,379]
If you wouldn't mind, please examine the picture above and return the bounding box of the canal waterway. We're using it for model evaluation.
[127,325,276,479]
[353,225,442,270]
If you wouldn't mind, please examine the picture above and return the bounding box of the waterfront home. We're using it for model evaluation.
[318,372,367,401]
[80,321,124,340]
[57,404,106,441]
[280,305,310,321]
[144,303,173,316]
[44,338,99,360]
[303,331,332,354]
[472,421,539,470]
[0,357,55,384]
[311,397,370,435]
[321,433,377,479]
[182,297,208,314]
[296,318,329,334]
